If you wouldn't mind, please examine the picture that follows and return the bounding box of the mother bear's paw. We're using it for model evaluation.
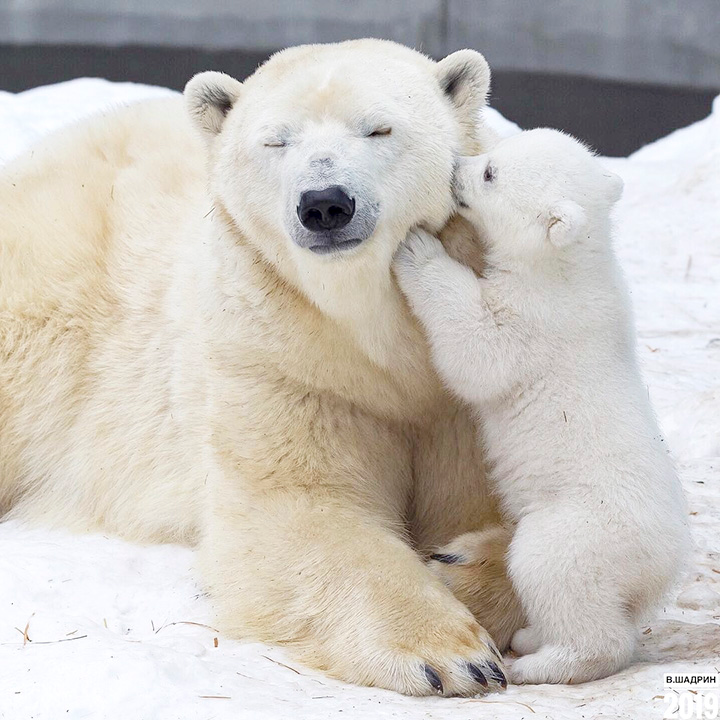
[331,606,508,696]
[428,526,526,651]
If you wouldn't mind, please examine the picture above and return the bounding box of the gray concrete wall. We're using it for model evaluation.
[0,0,718,89]
[444,0,720,90]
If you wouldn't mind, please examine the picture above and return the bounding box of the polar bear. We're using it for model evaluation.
[394,129,690,684]
[0,40,524,696]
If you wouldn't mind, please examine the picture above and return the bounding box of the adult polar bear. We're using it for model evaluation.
[0,40,521,695]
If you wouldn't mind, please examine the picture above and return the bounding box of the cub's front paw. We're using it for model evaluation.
[393,229,447,305]
[394,228,446,271]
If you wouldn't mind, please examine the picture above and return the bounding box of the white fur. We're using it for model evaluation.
[394,128,690,685]
[0,40,522,696]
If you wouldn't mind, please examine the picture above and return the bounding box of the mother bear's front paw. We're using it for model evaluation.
[334,604,508,696]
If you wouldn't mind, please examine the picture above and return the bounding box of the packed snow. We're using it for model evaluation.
[0,79,718,720]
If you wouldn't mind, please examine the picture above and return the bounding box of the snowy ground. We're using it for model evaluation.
[0,79,718,720]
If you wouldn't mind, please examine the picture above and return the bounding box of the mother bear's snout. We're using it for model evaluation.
[297,185,355,232]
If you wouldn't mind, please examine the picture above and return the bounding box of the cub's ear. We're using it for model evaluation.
[184,71,243,137]
[436,50,491,139]
[603,170,624,206]
[546,199,588,248]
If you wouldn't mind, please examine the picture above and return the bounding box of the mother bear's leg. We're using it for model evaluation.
[199,379,506,696]
[410,400,525,649]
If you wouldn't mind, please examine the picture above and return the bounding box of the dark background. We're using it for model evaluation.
[1,1,718,156]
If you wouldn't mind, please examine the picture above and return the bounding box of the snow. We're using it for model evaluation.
[0,78,718,720]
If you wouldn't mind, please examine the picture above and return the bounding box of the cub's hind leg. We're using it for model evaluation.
[428,526,525,651]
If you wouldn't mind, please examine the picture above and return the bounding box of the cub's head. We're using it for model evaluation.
[184,40,491,302]
[453,129,624,261]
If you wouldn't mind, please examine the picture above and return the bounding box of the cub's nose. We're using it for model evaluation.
[297,186,355,232]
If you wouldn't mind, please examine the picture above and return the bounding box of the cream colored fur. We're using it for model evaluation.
[0,40,521,696]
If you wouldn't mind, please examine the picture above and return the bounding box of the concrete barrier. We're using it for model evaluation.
[0,0,717,90]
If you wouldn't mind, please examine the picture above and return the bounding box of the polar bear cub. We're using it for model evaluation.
[394,128,689,685]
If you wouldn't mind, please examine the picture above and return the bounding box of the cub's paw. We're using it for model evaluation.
[510,645,629,685]
[428,527,526,651]
[394,228,446,275]
[511,626,542,656]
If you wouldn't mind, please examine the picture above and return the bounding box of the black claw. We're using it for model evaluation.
[424,665,444,695]
[488,661,508,689]
[429,553,464,564]
[466,662,488,688]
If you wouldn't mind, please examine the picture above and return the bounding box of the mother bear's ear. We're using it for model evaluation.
[184,71,244,138]
[436,50,491,149]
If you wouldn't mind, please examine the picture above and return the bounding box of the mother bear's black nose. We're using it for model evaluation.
[298,186,355,232]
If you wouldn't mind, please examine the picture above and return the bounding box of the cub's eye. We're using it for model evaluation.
[483,164,496,183]
[264,140,287,148]
[367,127,392,137]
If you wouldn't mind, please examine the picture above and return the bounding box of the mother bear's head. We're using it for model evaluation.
[184,39,490,316]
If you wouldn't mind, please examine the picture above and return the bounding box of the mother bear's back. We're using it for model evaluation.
[0,98,211,536]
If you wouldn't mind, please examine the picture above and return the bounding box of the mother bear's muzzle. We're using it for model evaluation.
[296,185,366,254]
[291,180,378,255]
[297,185,355,232]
